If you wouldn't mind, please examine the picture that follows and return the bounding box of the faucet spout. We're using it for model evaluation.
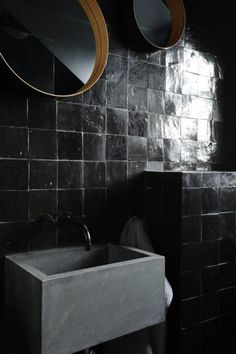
[77,222,91,251]
[57,213,92,251]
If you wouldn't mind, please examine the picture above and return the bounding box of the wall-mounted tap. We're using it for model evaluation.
[57,212,92,251]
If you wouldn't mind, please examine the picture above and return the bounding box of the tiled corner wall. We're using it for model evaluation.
[0,0,235,351]
[145,171,236,354]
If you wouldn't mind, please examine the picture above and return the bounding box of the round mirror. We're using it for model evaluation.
[0,0,108,97]
[133,0,185,49]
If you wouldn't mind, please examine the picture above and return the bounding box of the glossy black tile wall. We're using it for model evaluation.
[145,171,236,354]
[0,0,236,352]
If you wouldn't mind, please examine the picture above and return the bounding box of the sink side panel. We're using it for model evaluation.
[41,257,165,354]
[5,258,42,354]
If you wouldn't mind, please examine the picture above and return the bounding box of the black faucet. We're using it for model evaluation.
[57,212,92,251]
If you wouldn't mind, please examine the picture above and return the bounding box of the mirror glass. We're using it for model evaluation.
[134,0,172,47]
[0,0,100,96]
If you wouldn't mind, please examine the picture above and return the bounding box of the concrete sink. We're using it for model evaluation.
[5,244,165,354]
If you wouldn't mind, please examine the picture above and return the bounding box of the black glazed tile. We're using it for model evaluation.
[202,240,219,267]
[220,213,236,238]
[128,86,147,112]
[128,162,147,181]
[0,127,27,158]
[148,64,166,90]
[182,243,202,271]
[165,67,183,94]
[28,98,56,129]
[82,79,107,106]
[106,54,127,85]
[58,132,82,160]
[128,112,148,137]
[164,188,182,214]
[147,89,165,113]
[57,102,82,132]
[219,263,236,289]
[163,116,180,139]
[184,48,199,74]
[58,161,83,189]
[30,161,57,190]
[220,173,236,187]
[182,270,201,299]
[219,238,236,263]
[202,318,220,349]
[181,297,201,327]
[82,106,105,133]
[0,160,28,190]
[202,265,219,293]
[211,121,224,143]
[84,133,106,161]
[163,171,182,189]
[181,118,198,140]
[182,188,202,216]
[164,214,181,243]
[201,292,219,321]
[182,172,202,188]
[182,72,199,96]
[220,337,236,354]
[220,313,236,341]
[220,188,236,212]
[128,136,147,161]
[147,138,163,161]
[0,191,28,222]
[202,188,219,214]
[202,173,220,188]
[0,222,29,255]
[84,189,106,215]
[202,214,220,241]
[58,190,83,216]
[182,95,213,120]
[107,108,128,135]
[107,82,128,109]
[219,287,236,315]
[182,325,203,354]
[163,139,181,162]
[182,216,202,243]
[181,141,198,164]
[148,113,163,138]
[29,227,57,251]
[106,162,127,187]
[0,95,27,127]
[106,135,127,160]
[29,191,57,221]
[83,162,105,188]
[128,60,148,88]
[106,188,127,216]
[165,92,182,117]
[29,130,57,159]
[198,119,210,141]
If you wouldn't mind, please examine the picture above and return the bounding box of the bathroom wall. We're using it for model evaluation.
[145,171,236,354]
[0,0,235,352]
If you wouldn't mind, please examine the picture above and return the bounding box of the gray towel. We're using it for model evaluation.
[103,216,173,354]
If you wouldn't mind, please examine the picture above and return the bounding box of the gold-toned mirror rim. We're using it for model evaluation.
[0,0,109,97]
[133,0,186,50]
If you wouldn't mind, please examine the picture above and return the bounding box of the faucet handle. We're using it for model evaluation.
[35,214,57,230]
[57,212,73,226]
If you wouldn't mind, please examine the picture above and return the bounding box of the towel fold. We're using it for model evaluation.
[103,216,173,354]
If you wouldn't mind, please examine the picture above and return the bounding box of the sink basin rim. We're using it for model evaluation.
[5,244,163,281]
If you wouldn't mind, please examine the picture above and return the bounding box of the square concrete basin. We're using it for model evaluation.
[5,244,165,354]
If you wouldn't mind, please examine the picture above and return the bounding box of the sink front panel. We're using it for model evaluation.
[5,245,165,354]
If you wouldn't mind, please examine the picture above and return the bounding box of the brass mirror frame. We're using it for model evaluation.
[0,0,109,97]
[133,0,186,50]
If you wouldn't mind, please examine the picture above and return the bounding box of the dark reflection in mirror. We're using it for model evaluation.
[134,0,172,47]
[0,0,96,95]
